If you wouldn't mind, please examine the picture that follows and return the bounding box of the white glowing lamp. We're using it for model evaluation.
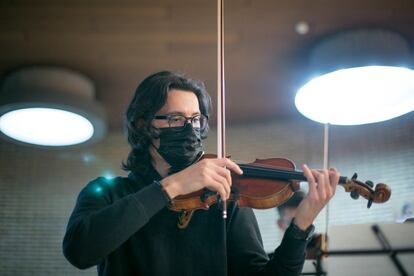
[295,29,414,125]
[296,66,414,125]
[0,67,106,147]
[0,108,94,146]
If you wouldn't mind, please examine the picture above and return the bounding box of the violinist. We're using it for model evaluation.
[62,71,340,276]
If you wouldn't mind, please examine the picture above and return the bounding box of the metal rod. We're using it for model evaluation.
[371,224,409,276]
[320,248,414,255]
[323,123,330,235]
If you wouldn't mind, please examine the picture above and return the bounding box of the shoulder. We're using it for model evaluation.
[82,176,127,192]
[79,176,139,203]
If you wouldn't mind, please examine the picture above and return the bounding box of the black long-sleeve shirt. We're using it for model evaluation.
[63,165,307,275]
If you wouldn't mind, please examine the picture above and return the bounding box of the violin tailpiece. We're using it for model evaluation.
[177,210,195,230]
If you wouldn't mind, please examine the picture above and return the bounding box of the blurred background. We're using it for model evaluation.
[1,0,414,275]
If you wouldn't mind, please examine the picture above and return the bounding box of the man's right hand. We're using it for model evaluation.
[160,158,243,201]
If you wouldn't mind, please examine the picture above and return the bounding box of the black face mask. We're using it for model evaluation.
[155,123,203,173]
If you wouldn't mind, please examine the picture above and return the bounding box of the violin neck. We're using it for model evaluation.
[238,164,348,184]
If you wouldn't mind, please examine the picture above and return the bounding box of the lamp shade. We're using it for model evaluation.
[295,29,414,125]
[0,66,107,147]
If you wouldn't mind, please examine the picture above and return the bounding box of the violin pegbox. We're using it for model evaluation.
[342,173,391,208]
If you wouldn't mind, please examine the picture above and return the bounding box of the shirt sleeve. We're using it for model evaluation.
[62,177,169,269]
[227,206,307,276]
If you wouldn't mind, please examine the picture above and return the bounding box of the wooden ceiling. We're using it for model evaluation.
[1,0,414,131]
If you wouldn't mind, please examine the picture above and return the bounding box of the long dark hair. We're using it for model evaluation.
[122,71,211,174]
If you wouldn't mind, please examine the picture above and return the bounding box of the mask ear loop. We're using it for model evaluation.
[144,120,166,173]
[146,118,161,148]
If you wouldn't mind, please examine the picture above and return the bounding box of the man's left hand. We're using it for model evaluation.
[294,164,340,230]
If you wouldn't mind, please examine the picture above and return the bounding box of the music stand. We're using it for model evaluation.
[301,223,414,276]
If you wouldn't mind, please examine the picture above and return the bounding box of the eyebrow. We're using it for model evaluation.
[166,111,201,116]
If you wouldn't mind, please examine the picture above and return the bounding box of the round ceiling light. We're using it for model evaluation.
[295,29,414,125]
[0,66,107,147]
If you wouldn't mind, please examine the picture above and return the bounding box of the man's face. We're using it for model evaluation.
[152,89,200,146]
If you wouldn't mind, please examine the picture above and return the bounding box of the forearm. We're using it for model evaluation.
[227,207,307,276]
[247,230,307,276]
[266,226,308,276]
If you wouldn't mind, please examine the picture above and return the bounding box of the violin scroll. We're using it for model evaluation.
[342,173,391,208]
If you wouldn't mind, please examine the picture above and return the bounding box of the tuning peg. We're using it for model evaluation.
[351,173,358,180]
[350,190,360,200]
[367,199,373,209]
[365,180,374,187]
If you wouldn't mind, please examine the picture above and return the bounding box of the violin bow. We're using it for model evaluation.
[217,0,227,219]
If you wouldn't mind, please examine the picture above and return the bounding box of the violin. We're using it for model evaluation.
[169,154,391,213]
